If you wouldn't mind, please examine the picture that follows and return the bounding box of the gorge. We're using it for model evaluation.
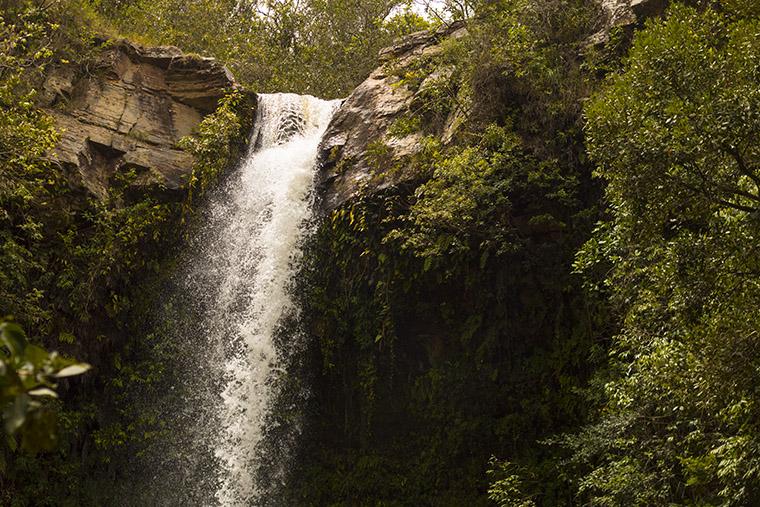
[3,1,760,506]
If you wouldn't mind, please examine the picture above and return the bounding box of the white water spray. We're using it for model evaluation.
[180,93,340,505]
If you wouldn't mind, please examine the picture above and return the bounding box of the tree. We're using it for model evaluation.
[88,0,429,97]
[570,3,760,504]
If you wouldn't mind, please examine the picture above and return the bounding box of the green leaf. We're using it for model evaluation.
[23,344,49,367]
[0,322,27,356]
[54,363,91,378]
[58,332,76,344]
[3,394,29,433]
[6,433,17,452]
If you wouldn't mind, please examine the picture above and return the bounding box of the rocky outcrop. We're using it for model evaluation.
[42,40,236,200]
[317,21,468,211]
[317,0,666,212]
[589,0,668,46]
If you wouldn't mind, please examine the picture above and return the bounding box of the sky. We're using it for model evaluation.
[403,0,451,20]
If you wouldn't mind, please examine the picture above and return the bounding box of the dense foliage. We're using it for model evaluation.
[88,0,430,97]
[566,3,760,505]
[291,0,609,503]
[0,1,253,503]
[294,0,760,504]
[4,0,760,505]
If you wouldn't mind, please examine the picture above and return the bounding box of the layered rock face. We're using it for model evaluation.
[42,40,236,200]
[317,21,468,211]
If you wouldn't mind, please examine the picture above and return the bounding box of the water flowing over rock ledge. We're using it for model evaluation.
[39,0,662,211]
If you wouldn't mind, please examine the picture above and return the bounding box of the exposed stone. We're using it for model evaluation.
[318,2,669,212]
[588,0,668,46]
[317,21,467,211]
[42,39,236,201]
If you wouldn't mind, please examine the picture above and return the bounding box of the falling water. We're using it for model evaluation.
[167,93,340,505]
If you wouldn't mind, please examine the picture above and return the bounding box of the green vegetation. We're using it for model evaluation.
[88,0,430,97]
[295,0,760,504]
[1,321,90,453]
[0,1,253,503]
[293,1,607,502]
[3,0,760,504]
[565,3,760,505]
[180,90,256,210]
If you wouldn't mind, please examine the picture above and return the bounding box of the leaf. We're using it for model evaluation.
[28,387,58,398]
[3,394,29,433]
[58,332,76,344]
[0,322,27,356]
[6,433,17,452]
[23,344,49,366]
[54,363,91,378]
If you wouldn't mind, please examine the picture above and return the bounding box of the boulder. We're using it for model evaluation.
[42,39,236,201]
[317,21,467,212]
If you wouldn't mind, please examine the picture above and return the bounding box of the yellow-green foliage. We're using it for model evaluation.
[387,114,422,138]
[0,2,91,334]
[87,0,430,98]
[386,125,521,261]
[179,89,255,213]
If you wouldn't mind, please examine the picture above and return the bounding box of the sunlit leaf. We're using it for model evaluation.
[54,363,92,378]
[28,387,58,398]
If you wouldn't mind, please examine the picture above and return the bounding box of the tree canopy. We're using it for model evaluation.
[89,0,431,97]
[569,3,760,504]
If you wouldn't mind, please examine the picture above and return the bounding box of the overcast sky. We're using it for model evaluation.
[405,0,451,20]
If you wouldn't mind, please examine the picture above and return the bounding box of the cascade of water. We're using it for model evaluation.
[177,93,340,505]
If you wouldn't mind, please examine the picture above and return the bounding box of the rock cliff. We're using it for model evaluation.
[42,40,236,201]
[317,21,468,211]
[317,0,667,212]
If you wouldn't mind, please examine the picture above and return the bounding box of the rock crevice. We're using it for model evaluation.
[43,39,236,200]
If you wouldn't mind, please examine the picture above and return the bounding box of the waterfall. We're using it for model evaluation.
[171,93,340,505]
